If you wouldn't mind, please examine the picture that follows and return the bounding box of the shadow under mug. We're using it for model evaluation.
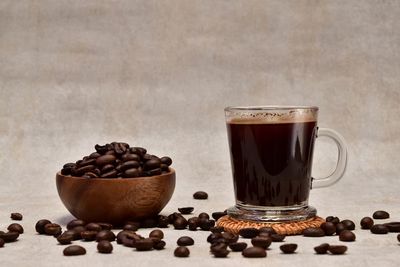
[225,106,347,222]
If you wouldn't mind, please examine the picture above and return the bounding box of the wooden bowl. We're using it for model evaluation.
[56,169,175,225]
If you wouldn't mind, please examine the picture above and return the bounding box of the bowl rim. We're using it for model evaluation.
[56,167,175,182]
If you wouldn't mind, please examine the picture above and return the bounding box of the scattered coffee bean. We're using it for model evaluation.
[211,212,227,221]
[360,217,374,229]
[303,227,325,237]
[123,223,140,232]
[174,246,190,257]
[140,218,158,228]
[168,212,183,224]
[321,222,336,236]
[0,232,19,242]
[251,236,272,249]
[149,229,164,239]
[242,246,267,258]
[62,230,79,241]
[10,213,23,221]
[210,226,224,233]
[328,245,347,255]
[135,238,154,251]
[57,232,74,245]
[71,226,85,240]
[210,242,228,252]
[384,222,400,233]
[280,243,297,254]
[67,219,86,230]
[222,232,239,244]
[177,236,194,246]
[63,245,86,256]
[44,223,62,236]
[335,223,346,235]
[341,220,355,230]
[85,223,102,232]
[229,242,247,252]
[81,230,98,241]
[188,217,199,231]
[373,210,390,219]
[258,227,276,235]
[96,230,116,242]
[0,238,4,247]
[157,215,170,228]
[173,217,188,230]
[339,230,356,242]
[212,247,230,258]
[116,230,134,244]
[239,228,259,238]
[153,239,166,250]
[199,219,215,231]
[326,216,340,224]
[207,233,223,244]
[97,240,113,253]
[193,191,208,200]
[370,224,389,234]
[178,207,194,214]
[35,219,52,234]
[314,243,330,254]
[198,212,210,220]
[7,223,24,234]
[271,233,286,242]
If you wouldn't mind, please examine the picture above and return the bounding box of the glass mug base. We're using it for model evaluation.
[227,203,317,222]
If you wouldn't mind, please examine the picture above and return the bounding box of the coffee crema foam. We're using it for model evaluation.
[226,110,317,124]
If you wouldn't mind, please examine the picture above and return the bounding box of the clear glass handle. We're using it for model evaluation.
[312,128,348,188]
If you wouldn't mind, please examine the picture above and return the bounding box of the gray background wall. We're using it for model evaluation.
[1,0,399,218]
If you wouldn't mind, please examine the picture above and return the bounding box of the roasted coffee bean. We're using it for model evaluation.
[335,223,346,235]
[135,238,154,251]
[142,154,154,161]
[11,213,23,221]
[157,215,169,228]
[140,218,158,228]
[63,245,86,256]
[303,227,325,237]
[97,240,113,254]
[242,246,267,258]
[314,243,330,254]
[210,226,225,233]
[239,228,259,238]
[0,232,19,242]
[320,222,336,236]
[61,230,78,241]
[339,230,356,242]
[258,227,276,235]
[96,230,116,242]
[178,207,194,214]
[193,191,208,200]
[96,155,116,166]
[373,210,390,219]
[153,240,166,250]
[229,242,247,252]
[72,226,85,239]
[123,223,140,232]
[326,216,340,225]
[160,156,172,166]
[116,230,134,244]
[76,165,96,175]
[57,232,74,245]
[173,217,188,230]
[341,219,355,230]
[97,222,113,230]
[177,236,194,246]
[271,234,286,242]
[84,171,98,178]
[221,232,239,244]
[144,158,161,170]
[384,222,400,232]
[122,153,140,162]
[89,152,101,159]
[149,229,164,239]
[251,236,272,249]
[44,223,62,236]
[174,246,190,257]
[188,217,199,231]
[211,211,227,221]
[207,233,223,244]
[210,242,228,252]
[280,243,297,254]
[95,144,109,154]
[123,168,141,178]
[199,219,215,231]
[101,164,115,173]
[67,219,86,230]
[370,224,389,234]
[101,169,118,178]
[328,245,347,255]
[160,164,169,171]
[130,147,146,155]
[0,238,4,247]
[78,157,96,167]
[168,213,182,224]
[212,248,230,258]
[7,223,23,234]
[147,168,162,176]
[198,212,210,220]
[85,223,102,232]
[121,160,140,171]
[81,230,98,241]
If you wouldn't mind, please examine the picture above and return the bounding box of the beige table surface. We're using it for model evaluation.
[1,1,399,266]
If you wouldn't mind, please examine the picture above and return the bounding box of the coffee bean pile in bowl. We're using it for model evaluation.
[60,142,172,178]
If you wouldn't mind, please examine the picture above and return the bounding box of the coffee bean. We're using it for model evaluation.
[76,165,96,175]
[188,217,199,231]
[96,230,116,242]
[339,230,356,242]
[314,243,330,254]
[89,152,101,158]
[0,238,4,247]
[78,158,96,167]
[239,228,259,238]
[271,234,286,242]
[178,207,194,214]
[85,223,102,232]
[97,240,113,254]
[221,232,239,244]
[280,243,297,254]
[199,219,215,231]
[0,232,19,242]
[168,213,181,224]
[193,191,208,200]
[373,210,390,219]
[160,156,172,166]
[153,240,166,250]
[67,219,86,230]
[149,229,164,239]
[10,213,23,221]
[101,164,114,174]
[397,234,400,242]
[335,223,346,235]
[258,227,276,235]
[211,211,227,221]
[303,227,325,237]
[157,215,169,228]
[212,247,230,258]
[210,242,228,252]
[207,233,223,244]
[123,223,139,232]
[97,222,113,230]
[121,160,140,171]
[61,230,79,241]
[72,226,86,240]
[84,171,98,178]
[341,220,355,230]
[121,153,140,162]
[135,238,154,251]
[96,155,116,166]
[173,217,188,230]
[123,168,140,178]
[101,169,118,178]
[251,236,272,249]
[229,242,247,252]
[370,224,389,234]
[174,246,190,257]
[142,154,154,161]
[328,245,347,255]
[326,216,340,224]
[116,230,135,244]
[81,230,98,241]
[44,223,62,236]
[384,222,400,232]
[210,226,225,233]
[63,245,86,256]
[57,232,74,245]
[198,212,210,220]
[144,158,161,170]
[140,218,158,228]
[177,236,194,246]
[7,223,24,234]
[242,246,267,258]
[321,222,336,236]
[95,144,108,154]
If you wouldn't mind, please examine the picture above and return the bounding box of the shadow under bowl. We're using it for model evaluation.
[56,168,175,225]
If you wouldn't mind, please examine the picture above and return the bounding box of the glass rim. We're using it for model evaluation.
[224,105,319,112]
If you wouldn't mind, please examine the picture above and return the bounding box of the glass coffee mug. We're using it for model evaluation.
[225,106,347,222]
